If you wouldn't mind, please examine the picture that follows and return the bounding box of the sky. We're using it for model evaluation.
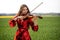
[0,0,60,14]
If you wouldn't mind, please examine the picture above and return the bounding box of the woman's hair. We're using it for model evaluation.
[16,4,30,16]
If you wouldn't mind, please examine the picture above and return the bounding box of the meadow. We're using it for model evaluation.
[0,16,60,40]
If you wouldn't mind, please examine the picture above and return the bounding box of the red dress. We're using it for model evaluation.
[9,17,38,40]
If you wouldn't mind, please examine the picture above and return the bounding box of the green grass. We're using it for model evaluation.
[0,16,60,40]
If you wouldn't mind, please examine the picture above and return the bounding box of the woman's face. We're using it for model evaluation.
[21,7,28,15]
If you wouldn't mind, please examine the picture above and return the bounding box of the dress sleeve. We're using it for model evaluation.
[8,15,18,27]
[28,18,38,31]
[9,19,16,27]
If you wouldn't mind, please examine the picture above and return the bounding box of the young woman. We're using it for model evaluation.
[9,4,38,40]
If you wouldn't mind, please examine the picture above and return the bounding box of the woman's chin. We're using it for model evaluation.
[21,13,27,16]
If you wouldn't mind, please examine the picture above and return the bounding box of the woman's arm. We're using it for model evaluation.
[28,16,38,31]
[9,19,16,27]
[8,16,17,28]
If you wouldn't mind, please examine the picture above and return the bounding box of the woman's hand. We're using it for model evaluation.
[17,16,23,20]
[17,16,27,20]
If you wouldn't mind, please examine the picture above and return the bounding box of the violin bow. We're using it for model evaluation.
[31,2,43,12]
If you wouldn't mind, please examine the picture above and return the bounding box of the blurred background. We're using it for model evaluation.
[0,0,60,40]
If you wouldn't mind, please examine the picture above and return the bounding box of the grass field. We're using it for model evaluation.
[0,16,60,40]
